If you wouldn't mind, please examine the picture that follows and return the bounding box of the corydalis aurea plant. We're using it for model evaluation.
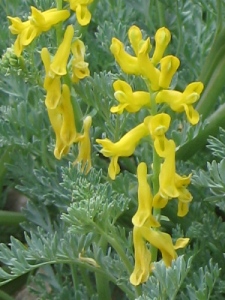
[8,3,93,173]
[96,25,204,285]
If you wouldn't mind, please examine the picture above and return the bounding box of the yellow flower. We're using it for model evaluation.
[60,84,78,145]
[50,25,74,76]
[151,27,171,65]
[175,173,192,217]
[144,113,171,157]
[132,163,160,227]
[47,84,78,159]
[153,172,192,217]
[74,116,92,174]
[108,156,120,180]
[96,123,149,179]
[65,0,94,26]
[110,80,150,114]
[110,26,161,90]
[110,38,140,74]
[156,82,204,125]
[71,39,90,83]
[130,226,152,286]
[8,7,70,56]
[137,38,160,91]
[159,139,179,198]
[41,47,61,109]
[47,106,70,160]
[140,225,189,267]
[130,225,189,285]
[159,55,180,89]
[128,25,149,56]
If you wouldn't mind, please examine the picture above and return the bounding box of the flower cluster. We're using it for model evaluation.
[97,25,204,285]
[8,2,93,173]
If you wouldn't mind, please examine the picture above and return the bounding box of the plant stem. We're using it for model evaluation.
[0,211,26,225]
[55,0,63,45]
[0,290,14,300]
[71,263,79,295]
[95,236,111,300]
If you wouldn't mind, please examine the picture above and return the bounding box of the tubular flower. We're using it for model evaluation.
[60,84,78,146]
[159,55,180,89]
[128,25,147,57]
[65,0,94,26]
[41,47,61,109]
[156,82,204,125]
[110,38,140,74]
[50,25,74,76]
[158,140,179,198]
[8,7,70,56]
[130,226,153,286]
[111,80,150,114]
[71,39,90,83]
[151,27,171,65]
[144,113,171,157]
[96,123,149,179]
[130,225,189,285]
[74,116,92,174]
[153,172,192,216]
[47,106,70,160]
[132,163,160,228]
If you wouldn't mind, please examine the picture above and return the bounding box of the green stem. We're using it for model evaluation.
[176,102,225,160]
[156,0,166,27]
[0,211,26,226]
[95,236,111,300]
[55,0,63,45]
[71,264,79,294]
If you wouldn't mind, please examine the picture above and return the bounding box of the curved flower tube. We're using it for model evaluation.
[132,163,160,227]
[96,123,149,179]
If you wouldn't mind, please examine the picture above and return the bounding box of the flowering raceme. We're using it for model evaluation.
[97,24,204,285]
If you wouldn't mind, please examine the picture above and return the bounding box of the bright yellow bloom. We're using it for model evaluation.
[130,225,189,285]
[41,47,61,109]
[60,84,78,145]
[153,172,192,217]
[128,25,147,57]
[50,25,74,76]
[144,113,171,157]
[137,38,160,91]
[130,226,153,286]
[65,0,94,26]
[159,55,180,89]
[47,106,70,160]
[74,116,92,174]
[151,27,171,65]
[111,26,162,90]
[71,39,90,83]
[96,123,149,179]
[158,140,179,198]
[156,82,204,125]
[110,80,150,114]
[110,38,140,74]
[108,156,120,180]
[8,7,70,56]
[47,84,78,159]
[132,163,160,227]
